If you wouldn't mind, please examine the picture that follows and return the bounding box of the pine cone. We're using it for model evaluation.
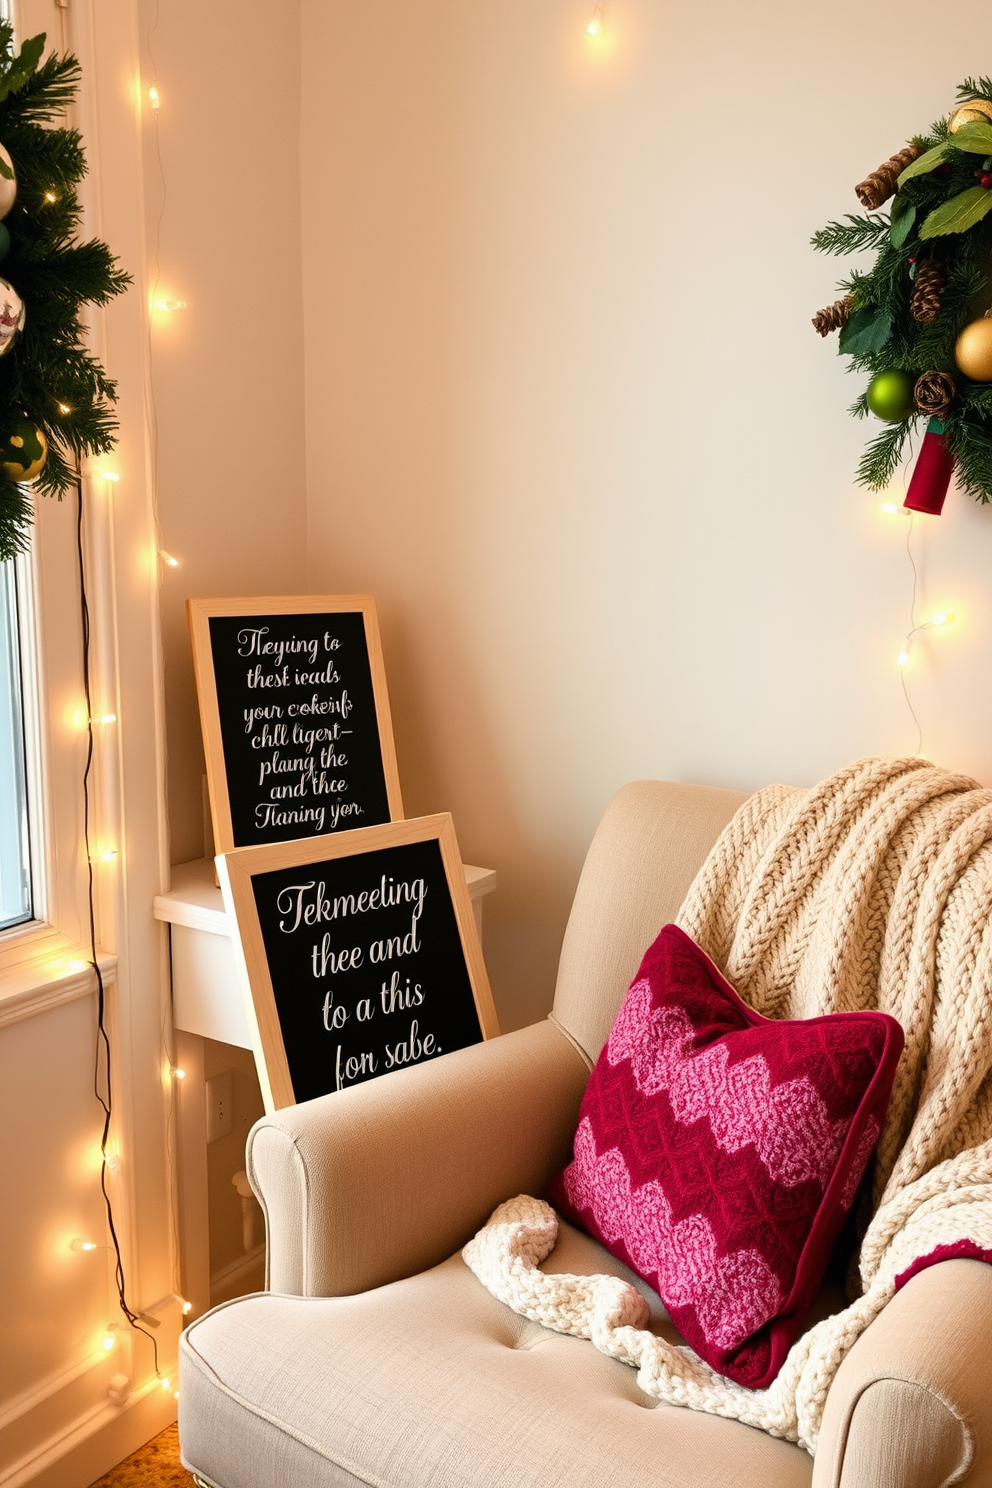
[812,295,853,337]
[855,144,923,209]
[910,259,944,323]
[914,370,955,419]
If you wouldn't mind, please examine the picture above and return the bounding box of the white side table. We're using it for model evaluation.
[154,858,497,1316]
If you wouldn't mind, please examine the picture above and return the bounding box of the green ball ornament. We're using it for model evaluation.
[0,418,47,483]
[866,370,916,423]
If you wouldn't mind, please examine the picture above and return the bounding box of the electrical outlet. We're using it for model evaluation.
[206,1069,234,1144]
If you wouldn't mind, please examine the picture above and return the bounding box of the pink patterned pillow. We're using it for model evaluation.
[549,924,903,1387]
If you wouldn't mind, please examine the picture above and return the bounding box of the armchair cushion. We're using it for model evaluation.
[179,1220,813,1488]
[549,925,903,1388]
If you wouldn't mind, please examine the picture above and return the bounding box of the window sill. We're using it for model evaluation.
[0,945,118,1029]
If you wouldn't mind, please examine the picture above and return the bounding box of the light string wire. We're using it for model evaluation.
[144,0,167,559]
[142,0,186,1320]
[898,513,924,757]
[891,429,956,760]
[76,470,160,1377]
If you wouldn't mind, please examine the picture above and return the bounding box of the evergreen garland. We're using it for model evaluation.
[814,78,992,504]
[0,24,129,560]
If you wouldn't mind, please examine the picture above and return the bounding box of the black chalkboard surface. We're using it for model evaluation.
[188,596,403,855]
[217,815,500,1111]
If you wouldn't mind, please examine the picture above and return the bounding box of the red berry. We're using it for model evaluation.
[982,174,992,189]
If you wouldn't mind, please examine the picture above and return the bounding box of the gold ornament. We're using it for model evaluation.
[949,98,992,133]
[955,314,992,382]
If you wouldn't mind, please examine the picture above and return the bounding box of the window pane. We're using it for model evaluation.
[0,559,31,929]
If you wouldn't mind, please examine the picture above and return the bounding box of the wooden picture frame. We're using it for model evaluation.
[188,594,404,855]
[217,814,500,1111]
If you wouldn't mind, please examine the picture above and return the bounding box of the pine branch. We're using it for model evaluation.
[0,26,130,554]
[856,420,917,490]
[0,51,82,126]
[958,386,992,417]
[957,77,992,105]
[0,478,32,559]
[946,414,992,503]
[811,214,890,255]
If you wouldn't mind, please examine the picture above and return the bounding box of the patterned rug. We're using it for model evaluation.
[89,1424,194,1487]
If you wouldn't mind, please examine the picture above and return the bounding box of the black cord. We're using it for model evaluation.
[76,474,160,1376]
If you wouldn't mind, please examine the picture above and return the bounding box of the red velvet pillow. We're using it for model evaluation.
[549,924,903,1388]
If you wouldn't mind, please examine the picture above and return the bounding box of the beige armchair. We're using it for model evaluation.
[178,781,992,1488]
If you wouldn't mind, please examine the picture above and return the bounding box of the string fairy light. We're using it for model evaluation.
[143,1,191,1336]
[75,473,162,1381]
[889,504,958,756]
[144,7,183,581]
[586,3,604,36]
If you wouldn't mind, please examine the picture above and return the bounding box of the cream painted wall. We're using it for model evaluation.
[137,0,308,866]
[300,0,992,1031]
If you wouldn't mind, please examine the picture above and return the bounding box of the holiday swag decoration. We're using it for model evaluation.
[0,24,128,559]
[813,79,992,516]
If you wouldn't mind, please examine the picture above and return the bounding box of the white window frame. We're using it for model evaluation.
[0,492,105,976]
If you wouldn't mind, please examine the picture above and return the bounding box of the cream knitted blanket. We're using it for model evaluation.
[463,756,992,1453]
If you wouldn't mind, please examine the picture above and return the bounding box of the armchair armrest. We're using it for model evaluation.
[813,1259,992,1488]
[246,1017,589,1298]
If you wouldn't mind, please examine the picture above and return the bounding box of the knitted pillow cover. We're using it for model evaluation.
[548,924,904,1389]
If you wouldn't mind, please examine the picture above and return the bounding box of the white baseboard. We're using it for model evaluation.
[1,1376,176,1488]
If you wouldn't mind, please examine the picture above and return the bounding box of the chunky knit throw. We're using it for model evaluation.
[463,756,992,1453]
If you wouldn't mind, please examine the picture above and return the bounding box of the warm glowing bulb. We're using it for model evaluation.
[154,298,187,313]
[148,85,160,110]
[173,1389,181,1401]
[880,502,898,514]
[159,548,180,568]
[43,190,56,203]
[58,402,72,415]
[159,1375,171,1391]
[172,1066,186,1080]
[174,1293,193,1315]
[66,957,88,973]
[99,470,121,483]
[105,1152,121,1174]
[929,611,954,629]
[586,3,604,34]
[898,651,910,668]
[100,849,119,862]
[102,1327,117,1351]
[72,1238,98,1252]
[97,712,117,725]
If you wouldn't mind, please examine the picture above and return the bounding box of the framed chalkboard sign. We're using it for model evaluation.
[216,814,500,1111]
[188,595,403,855]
